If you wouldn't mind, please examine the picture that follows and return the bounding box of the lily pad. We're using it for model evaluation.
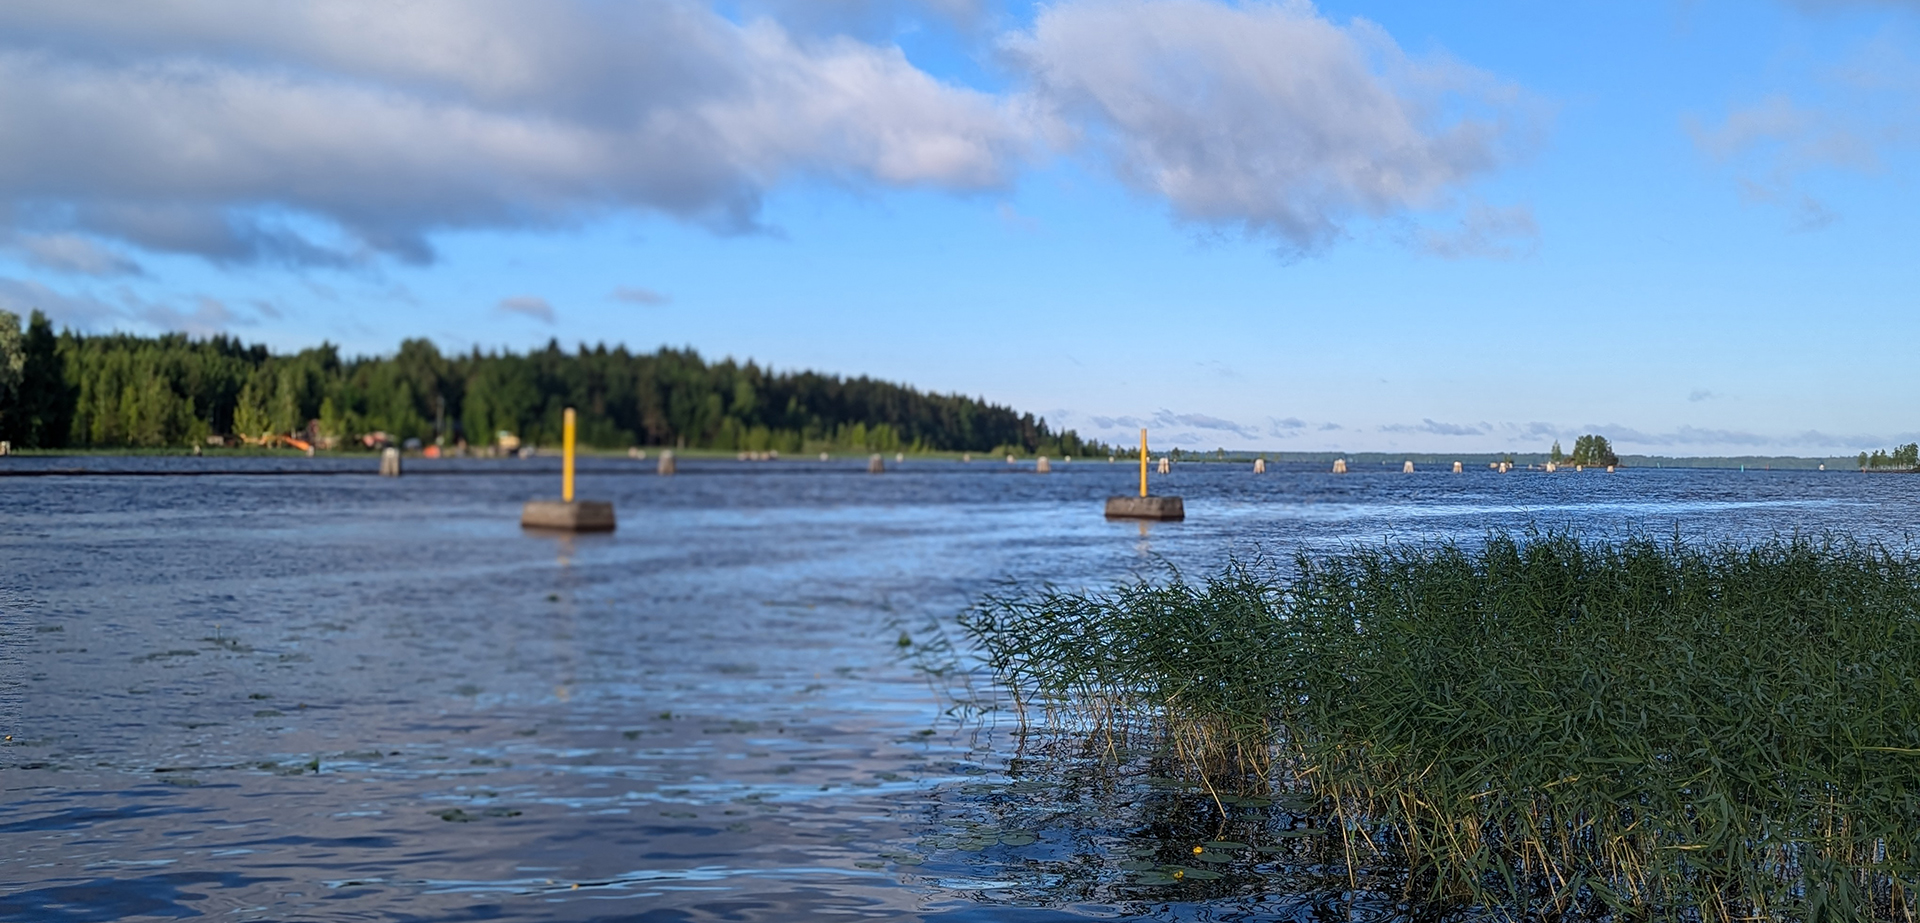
[1164,866,1223,880]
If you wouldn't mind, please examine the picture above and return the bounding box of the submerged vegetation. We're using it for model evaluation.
[961,533,1920,920]
[0,308,1104,455]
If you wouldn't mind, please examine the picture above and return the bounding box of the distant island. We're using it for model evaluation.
[1858,443,1919,471]
[1550,434,1620,468]
[0,309,1105,457]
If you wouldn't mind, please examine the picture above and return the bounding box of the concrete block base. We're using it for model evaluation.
[520,499,617,532]
[1104,495,1185,521]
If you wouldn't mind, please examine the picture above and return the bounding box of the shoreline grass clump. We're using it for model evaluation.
[960,532,1920,920]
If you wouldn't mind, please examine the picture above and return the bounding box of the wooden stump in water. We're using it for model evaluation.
[657,450,676,476]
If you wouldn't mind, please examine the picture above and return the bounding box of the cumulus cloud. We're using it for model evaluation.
[496,295,556,323]
[1006,0,1534,254]
[0,1,1031,266]
[612,286,670,306]
[0,0,1537,268]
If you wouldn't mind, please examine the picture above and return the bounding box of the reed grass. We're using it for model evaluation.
[960,532,1920,920]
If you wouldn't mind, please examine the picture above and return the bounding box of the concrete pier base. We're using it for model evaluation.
[1104,495,1185,521]
[520,499,616,532]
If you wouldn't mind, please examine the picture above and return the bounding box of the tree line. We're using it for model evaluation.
[0,310,1107,457]
[1859,444,1919,470]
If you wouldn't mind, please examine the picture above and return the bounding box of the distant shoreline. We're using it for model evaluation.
[0,446,1877,472]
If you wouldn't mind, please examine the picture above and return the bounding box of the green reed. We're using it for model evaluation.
[960,532,1920,920]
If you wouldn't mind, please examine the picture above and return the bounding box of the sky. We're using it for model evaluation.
[0,0,1917,455]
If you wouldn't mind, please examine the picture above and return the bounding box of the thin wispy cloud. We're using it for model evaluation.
[1418,204,1539,260]
[7,233,142,276]
[612,286,670,306]
[1381,418,1488,437]
[496,295,556,324]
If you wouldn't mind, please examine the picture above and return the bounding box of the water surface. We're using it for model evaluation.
[3,457,1911,921]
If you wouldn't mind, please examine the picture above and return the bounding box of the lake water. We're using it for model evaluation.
[2,457,1913,921]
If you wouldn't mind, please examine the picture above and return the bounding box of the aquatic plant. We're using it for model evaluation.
[960,532,1920,920]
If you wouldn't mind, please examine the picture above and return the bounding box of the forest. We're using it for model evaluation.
[0,309,1106,457]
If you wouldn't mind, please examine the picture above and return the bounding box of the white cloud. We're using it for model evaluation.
[1006,0,1534,254]
[0,0,1538,268]
[496,295,556,323]
[0,1,1031,266]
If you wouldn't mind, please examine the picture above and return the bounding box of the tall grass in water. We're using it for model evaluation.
[961,533,1920,920]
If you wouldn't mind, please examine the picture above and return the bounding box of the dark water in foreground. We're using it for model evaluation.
[2,457,1913,921]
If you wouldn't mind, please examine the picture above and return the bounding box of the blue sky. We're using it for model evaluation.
[0,0,1916,455]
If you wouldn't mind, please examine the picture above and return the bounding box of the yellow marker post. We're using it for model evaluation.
[562,407,576,503]
[1139,428,1148,498]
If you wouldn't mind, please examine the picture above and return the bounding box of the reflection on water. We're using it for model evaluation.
[2,458,1913,920]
